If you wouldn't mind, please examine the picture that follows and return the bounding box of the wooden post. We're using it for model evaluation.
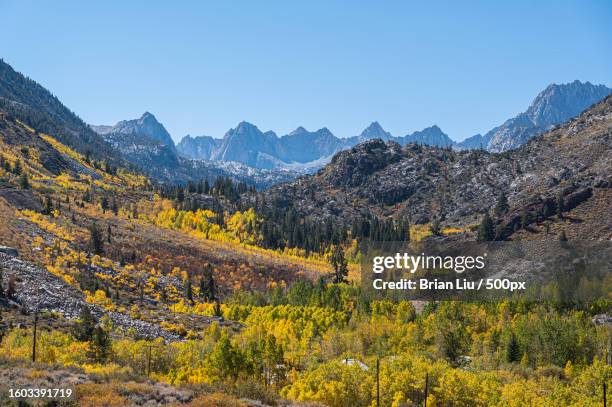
[604,381,607,407]
[376,358,380,407]
[31,312,38,362]
[147,346,151,377]
[424,372,429,407]
[145,345,154,377]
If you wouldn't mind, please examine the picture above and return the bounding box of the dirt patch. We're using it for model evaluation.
[0,188,42,211]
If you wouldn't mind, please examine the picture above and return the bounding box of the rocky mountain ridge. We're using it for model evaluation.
[176,121,454,171]
[92,112,176,150]
[262,96,612,239]
[176,81,610,171]
[0,59,120,163]
[3,58,609,187]
[463,80,612,151]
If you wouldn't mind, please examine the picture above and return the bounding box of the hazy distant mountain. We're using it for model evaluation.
[209,121,280,169]
[401,125,453,147]
[482,81,612,152]
[176,135,220,160]
[278,127,345,163]
[93,77,611,174]
[91,115,292,187]
[357,121,394,142]
[176,121,452,170]
[455,133,485,150]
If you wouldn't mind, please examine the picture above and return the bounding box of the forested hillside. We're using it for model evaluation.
[0,60,120,163]
[0,92,610,406]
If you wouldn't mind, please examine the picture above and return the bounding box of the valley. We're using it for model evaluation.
[0,58,610,406]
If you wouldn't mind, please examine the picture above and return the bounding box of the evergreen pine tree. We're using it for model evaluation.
[494,192,509,216]
[73,307,96,341]
[111,197,119,216]
[506,333,521,363]
[199,264,216,302]
[89,222,104,255]
[100,195,108,213]
[521,208,531,229]
[185,273,194,304]
[19,173,30,189]
[405,219,411,241]
[430,218,441,235]
[477,213,495,242]
[213,299,222,317]
[43,195,53,215]
[12,160,22,175]
[330,245,348,283]
[88,325,112,363]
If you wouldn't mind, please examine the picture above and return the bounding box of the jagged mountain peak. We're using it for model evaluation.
[525,80,612,128]
[138,111,159,124]
[359,121,392,140]
[232,121,261,134]
[487,80,612,152]
[403,125,453,147]
[289,126,308,135]
[93,111,175,150]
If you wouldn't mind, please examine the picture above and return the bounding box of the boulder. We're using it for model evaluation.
[0,246,18,257]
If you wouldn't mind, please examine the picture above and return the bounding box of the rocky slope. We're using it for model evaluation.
[0,59,120,163]
[176,134,221,160]
[0,252,181,341]
[262,96,612,239]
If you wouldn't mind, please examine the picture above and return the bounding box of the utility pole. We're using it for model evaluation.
[31,311,38,362]
[376,358,380,407]
[424,372,428,407]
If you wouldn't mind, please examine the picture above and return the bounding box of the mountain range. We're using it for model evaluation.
[175,121,454,170]
[2,57,610,187]
[0,59,295,187]
[170,80,610,170]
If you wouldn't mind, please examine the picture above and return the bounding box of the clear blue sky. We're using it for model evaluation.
[2,1,611,142]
